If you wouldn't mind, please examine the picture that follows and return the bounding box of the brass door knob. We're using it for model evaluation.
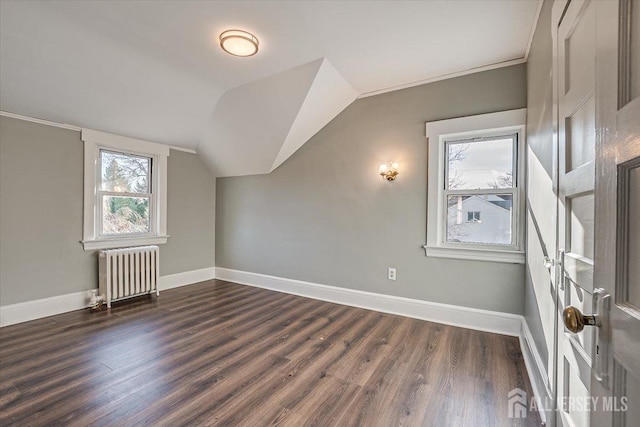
[563,306,598,333]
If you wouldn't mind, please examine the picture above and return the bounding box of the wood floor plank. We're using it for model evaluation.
[0,280,542,426]
[326,314,402,386]
[335,356,412,426]
[279,375,361,427]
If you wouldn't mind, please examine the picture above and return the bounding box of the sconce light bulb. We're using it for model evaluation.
[378,161,399,181]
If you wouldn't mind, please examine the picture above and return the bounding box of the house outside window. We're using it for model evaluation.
[82,129,169,250]
[424,109,526,264]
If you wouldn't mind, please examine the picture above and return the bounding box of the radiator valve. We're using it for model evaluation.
[88,290,105,310]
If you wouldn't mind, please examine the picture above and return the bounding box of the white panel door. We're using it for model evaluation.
[555,1,597,426]
[590,0,640,426]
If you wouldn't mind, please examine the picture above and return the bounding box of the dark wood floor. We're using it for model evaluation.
[0,280,541,426]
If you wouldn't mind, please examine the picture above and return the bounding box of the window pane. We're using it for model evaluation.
[102,195,150,234]
[446,194,513,245]
[447,137,514,190]
[467,211,481,222]
[101,151,150,193]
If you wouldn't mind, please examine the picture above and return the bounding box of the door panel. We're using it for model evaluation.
[563,1,595,99]
[566,95,596,172]
[622,164,640,311]
[556,1,596,426]
[568,193,594,261]
[612,158,640,377]
[562,354,590,427]
[632,0,640,99]
[612,361,640,426]
[562,255,593,292]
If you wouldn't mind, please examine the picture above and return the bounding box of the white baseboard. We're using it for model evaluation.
[0,291,90,327]
[0,267,216,327]
[214,267,523,337]
[520,318,553,423]
[158,267,216,291]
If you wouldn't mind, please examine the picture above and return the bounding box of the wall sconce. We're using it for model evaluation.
[379,162,399,181]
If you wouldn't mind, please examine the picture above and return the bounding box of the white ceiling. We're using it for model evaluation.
[0,0,540,175]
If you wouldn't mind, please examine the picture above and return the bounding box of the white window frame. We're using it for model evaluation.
[424,109,526,264]
[82,129,169,250]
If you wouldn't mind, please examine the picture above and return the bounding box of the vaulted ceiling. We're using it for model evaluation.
[0,0,541,176]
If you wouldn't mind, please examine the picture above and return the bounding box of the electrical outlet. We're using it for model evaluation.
[388,267,396,281]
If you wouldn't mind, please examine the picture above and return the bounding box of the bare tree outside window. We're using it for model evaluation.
[99,151,152,235]
[487,171,513,189]
[447,143,469,191]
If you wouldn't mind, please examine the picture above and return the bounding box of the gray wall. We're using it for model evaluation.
[162,150,215,276]
[0,116,215,305]
[0,116,95,304]
[525,0,555,374]
[216,64,527,314]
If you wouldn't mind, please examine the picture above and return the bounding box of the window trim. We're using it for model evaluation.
[424,109,526,264]
[82,129,169,250]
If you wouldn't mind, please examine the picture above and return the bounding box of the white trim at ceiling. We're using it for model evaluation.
[0,110,197,154]
[0,110,81,131]
[358,58,527,98]
[359,0,544,99]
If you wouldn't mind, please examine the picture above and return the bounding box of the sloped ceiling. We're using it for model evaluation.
[200,58,357,176]
[0,0,541,177]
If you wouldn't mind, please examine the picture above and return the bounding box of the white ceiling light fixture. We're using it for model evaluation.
[219,29,259,57]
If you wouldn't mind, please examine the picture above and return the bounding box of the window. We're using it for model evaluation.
[466,211,481,223]
[82,129,169,250]
[445,133,517,246]
[424,109,526,263]
[99,150,152,236]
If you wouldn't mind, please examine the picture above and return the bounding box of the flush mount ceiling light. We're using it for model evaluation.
[219,29,259,57]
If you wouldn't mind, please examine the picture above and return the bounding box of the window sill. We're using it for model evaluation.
[422,245,525,264]
[82,235,168,251]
